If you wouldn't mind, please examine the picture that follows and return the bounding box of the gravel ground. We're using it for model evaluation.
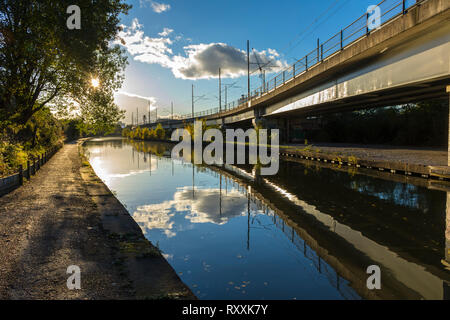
[0,142,138,299]
[287,143,448,166]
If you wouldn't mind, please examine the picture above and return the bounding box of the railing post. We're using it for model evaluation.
[317,38,320,63]
[321,44,323,62]
[18,165,23,185]
[305,56,308,71]
[283,71,285,84]
[402,0,406,14]
[27,160,31,180]
[366,12,370,35]
[293,64,296,78]
[340,30,343,50]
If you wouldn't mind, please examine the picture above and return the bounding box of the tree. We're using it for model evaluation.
[0,0,130,129]
[155,123,165,140]
[77,86,125,135]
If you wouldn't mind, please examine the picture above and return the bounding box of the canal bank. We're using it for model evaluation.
[0,140,194,299]
[125,134,450,181]
[279,143,450,181]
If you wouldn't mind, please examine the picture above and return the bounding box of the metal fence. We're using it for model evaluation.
[0,144,62,197]
[176,0,424,120]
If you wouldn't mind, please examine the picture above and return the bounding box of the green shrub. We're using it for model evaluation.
[123,124,166,141]
[0,141,28,175]
[155,124,165,140]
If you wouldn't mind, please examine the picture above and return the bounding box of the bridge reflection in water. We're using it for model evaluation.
[84,138,450,300]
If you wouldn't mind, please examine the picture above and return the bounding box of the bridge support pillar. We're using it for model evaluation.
[448,85,450,166]
[446,192,450,264]
[286,119,291,144]
[446,85,450,267]
[252,117,264,129]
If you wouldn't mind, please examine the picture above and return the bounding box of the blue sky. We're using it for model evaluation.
[115,0,382,123]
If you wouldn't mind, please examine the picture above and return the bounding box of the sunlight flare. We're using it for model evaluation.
[90,77,100,88]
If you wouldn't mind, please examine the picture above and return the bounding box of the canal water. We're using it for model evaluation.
[84,137,450,300]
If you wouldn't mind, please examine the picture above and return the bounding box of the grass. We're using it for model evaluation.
[119,239,161,258]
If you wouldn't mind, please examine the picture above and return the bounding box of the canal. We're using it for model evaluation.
[84,137,450,300]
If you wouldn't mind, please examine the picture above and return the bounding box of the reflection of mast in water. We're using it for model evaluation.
[247,187,251,251]
[225,177,227,195]
[192,164,195,200]
[172,159,174,176]
[132,145,135,164]
[219,174,222,218]
[446,193,450,264]
[138,148,140,169]
[149,152,152,176]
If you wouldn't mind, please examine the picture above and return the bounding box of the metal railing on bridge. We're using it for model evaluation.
[150,0,424,123]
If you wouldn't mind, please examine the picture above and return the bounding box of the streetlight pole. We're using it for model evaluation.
[148,101,151,125]
[192,84,194,118]
[219,68,222,113]
[225,85,227,110]
[247,40,250,101]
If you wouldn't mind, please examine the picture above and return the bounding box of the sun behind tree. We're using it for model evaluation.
[91,78,100,88]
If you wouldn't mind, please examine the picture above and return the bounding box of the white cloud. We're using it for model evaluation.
[116,22,173,69]
[114,91,158,124]
[172,43,286,79]
[158,28,173,37]
[151,2,171,13]
[130,18,142,31]
[140,1,171,13]
[116,19,287,80]
[115,91,157,108]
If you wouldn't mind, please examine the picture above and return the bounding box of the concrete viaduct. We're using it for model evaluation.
[145,0,449,155]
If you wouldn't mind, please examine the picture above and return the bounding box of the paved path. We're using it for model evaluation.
[0,143,136,299]
[284,143,448,166]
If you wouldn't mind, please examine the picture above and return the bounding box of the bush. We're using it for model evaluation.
[155,124,165,140]
[0,141,28,175]
[122,124,166,141]
[122,128,130,137]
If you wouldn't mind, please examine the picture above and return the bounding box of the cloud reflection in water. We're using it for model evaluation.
[132,187,248,238]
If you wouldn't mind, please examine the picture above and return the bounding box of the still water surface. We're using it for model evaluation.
[85,138,450,300]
